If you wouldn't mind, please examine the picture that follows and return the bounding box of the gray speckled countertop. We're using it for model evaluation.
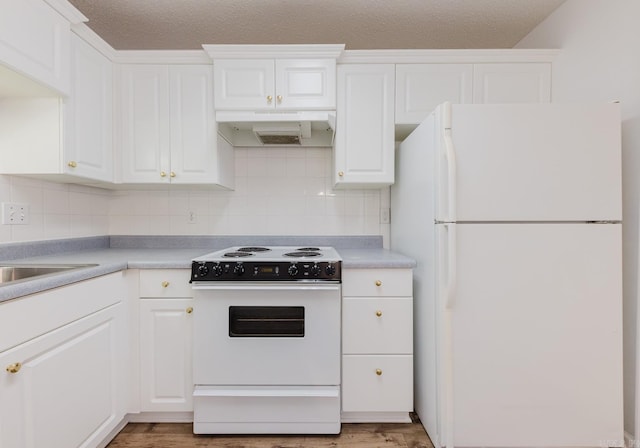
[0,239,415,302]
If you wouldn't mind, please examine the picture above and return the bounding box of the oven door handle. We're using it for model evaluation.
[191,283,341,292]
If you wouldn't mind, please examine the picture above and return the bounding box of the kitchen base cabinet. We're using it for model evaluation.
[137,270,193,416]
[139,299,193,413]
[0,273,127,448]
[341,268,413,423]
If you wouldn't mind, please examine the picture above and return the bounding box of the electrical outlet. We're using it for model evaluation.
[380,207,391,224]
[188,210,197,224]
[1,202,29,225]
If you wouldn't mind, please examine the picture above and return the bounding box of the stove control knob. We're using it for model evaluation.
[288,264,299,277]
[325,263,336,276]
[310,263,321,276]
[197,264,209,277]
[233,263,245,276]
[212,263,223,277]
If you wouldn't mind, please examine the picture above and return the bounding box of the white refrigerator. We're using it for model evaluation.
[391,103,624,447]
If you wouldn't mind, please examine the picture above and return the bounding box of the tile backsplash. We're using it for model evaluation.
[0,147,390,245]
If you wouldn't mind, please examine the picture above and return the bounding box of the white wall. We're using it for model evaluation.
[517,0,640,438]
[0,147,389,243]
[0,174,110,242]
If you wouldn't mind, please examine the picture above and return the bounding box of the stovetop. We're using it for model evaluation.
[191,246,342,282]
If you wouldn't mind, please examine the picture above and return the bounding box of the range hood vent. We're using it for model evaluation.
[216,111,335,147]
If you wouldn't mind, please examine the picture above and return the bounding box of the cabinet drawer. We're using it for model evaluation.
[342,355,413,412]
[139,269,192,298]
[342,298,412,354]
[342,269,412,297]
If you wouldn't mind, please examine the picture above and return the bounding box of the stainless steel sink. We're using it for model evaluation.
[0,264,98,286]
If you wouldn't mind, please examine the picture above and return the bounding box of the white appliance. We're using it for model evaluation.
[191,246,342,434]
[391,103,624,447]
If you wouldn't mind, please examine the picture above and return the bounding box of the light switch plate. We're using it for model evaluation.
[1,202,29,225]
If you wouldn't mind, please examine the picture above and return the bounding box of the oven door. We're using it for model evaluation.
[192,282,341,386]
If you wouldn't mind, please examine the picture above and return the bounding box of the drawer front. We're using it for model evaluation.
[342,355,413,412]
[139,269,192,298]
[342,298,413,354]
[342,269,412,297]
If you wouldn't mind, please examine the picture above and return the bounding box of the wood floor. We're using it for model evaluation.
[106,417,434,448]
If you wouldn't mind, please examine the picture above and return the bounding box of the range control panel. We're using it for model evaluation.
[191,260,341,282]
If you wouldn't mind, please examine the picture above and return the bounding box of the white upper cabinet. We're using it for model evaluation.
[119,64,234,187]
[473,63,551,104]
[395,64,473,125]
[0,33,113,184]
[213,58,336,110]
[334,64,395,188]
[65,33,113,182]
[0,0,86,95]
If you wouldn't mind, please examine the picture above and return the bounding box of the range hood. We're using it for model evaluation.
[216,111,336,147]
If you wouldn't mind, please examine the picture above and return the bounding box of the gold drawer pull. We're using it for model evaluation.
[277,95,283,103]
[338,171,344,177]
[375,310,383,317]
[6,362,22,374]
[161,281,170,288]
[186,307,193,314]
[375,369,383,376]
[67,161,77,168]
[160,171,167,178]
[170,171,176,178]
[267,95,273,103]
[375,280,382,287]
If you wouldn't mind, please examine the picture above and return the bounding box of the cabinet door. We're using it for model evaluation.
[139,299,193,412]
[342,298,413,355]
[120,64,171,183]
[168,65,218,184]
[213,59,275,110]
[395,64,472,124]
[473,63,551,104]
[65,34,113,182]
[334,64,395,188]
[0,0,71,94]
[0,304,125,448]
[275,59,336,110]
[342,355,413,413]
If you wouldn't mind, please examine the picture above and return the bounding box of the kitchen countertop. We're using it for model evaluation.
[0,246,415,302]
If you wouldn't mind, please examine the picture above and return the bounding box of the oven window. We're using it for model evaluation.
[228,306,304,337]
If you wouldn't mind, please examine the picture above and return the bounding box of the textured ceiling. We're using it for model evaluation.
[67,0,566,50]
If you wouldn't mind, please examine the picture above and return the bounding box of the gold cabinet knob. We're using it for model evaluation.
[161,281,170,288]
[267,95,273,103]
[186,307,193,314]
[277,95,283,103]
[338,171,344,177]
[6,362,22,374]
[375,369,383,376]
[160,171,167,178]
[67,161,77,168]
[375,310,383,317]
[375,280,382,287]
[170,171,176,178]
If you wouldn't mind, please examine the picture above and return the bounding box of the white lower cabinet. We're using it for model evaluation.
[341,268,413,422]
[0,273,127,448]
[138,269,193,414]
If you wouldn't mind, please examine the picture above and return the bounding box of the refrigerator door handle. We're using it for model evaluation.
[444,222,457,310]
[443,102,457,223]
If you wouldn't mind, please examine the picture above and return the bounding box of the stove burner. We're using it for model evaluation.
[284,251,322,258]
[237,247,271,252]
[223,252,253,258]
[296,247,321,252]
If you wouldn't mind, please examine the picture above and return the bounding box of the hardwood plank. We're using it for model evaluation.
[106,421,434,448]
